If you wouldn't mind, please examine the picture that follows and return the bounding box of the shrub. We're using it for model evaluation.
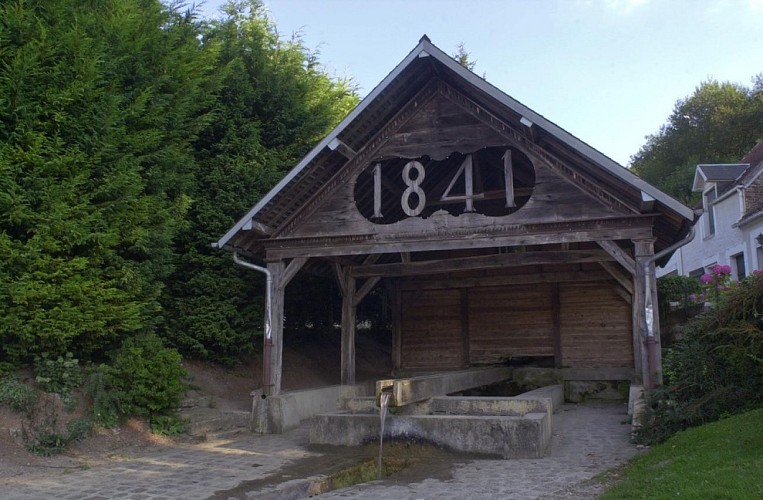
[34,352,81,397]
[109,334,186,418]
[150,415,188,436]
[0,377,39,413]
[636,274,763,444]
[66,418,92,441]
[84,366,120,428]
[21,395,90,456]
[657,274,701,310]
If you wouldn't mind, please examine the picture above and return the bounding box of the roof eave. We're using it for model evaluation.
[216,35,695,250]
[417,39,694,222]
[215,37,436,250]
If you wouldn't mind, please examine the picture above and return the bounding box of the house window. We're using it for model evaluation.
[689,268,705,278]
[733,253,746,280]
[704,189,716,237]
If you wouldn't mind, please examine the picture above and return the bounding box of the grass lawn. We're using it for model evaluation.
[600,408,763,499]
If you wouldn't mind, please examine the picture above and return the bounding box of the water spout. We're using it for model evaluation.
[378,391,391,480]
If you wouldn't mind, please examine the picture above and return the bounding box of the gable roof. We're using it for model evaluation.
[741,140,763,168]
[692,163,749,193]
[215,36,695,255]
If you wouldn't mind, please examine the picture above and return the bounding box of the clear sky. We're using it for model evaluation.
[197,0,762,167]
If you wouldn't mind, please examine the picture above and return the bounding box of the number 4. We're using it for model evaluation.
[440,155,476,212]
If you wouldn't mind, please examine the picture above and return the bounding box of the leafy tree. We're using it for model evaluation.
[160,0,359,363]
[0,0,215,363]
[453,43,477,71]
[631,78,763,203]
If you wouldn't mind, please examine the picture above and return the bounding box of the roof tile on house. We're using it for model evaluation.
[741,140,763,167]
[696,164,748,182]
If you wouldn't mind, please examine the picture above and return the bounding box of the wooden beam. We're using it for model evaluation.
[335,263,357,385]
[597,240,636,276]
[398,269,613,291]
[362,253,381,266]
[551,283,562,368]
[327,137,357,159]
[333,262,349,296]
[242,219,275,235]
[351,250,615,278]
[265,220,655,260]
[388,280,402,371]
[266,261,285,396]
[520,116,538,142]
[353,277,381,307]
[611,283,633,305]
[640,191,656,212]
[599,261,634,294]
[279,257,307,290]
[634,238,661,388]
[461,289,470,368]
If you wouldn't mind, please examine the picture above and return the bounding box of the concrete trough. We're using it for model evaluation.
[311,386,563,459]
[251,382,375,434]
[309,411,550,459]
[375,366,513,407]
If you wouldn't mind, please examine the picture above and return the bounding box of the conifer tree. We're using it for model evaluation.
[161,0,358,363]
[0,0,215,363]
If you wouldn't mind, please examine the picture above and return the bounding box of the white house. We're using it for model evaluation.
[658,142,763,280]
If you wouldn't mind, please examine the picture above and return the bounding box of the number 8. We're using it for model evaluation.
[401,161,426,216]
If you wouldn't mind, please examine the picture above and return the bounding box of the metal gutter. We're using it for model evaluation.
[642,220,698,388]
[232,252,274,394]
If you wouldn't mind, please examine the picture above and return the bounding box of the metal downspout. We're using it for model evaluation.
[642,223,697,387]
[233,252,273,394]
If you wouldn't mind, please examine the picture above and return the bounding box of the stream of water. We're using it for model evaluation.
[377,391,391,480]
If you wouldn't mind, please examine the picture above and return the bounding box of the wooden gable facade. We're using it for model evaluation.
[216,36,697,396]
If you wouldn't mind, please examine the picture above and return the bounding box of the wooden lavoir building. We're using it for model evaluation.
[215,36,697,396]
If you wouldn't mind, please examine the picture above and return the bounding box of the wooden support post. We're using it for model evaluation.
[335,263,356,385]
[631,256,645,386]
[551,283,562,368]
[267,261,285,396]
[264,257,307,396]
[633,238,661,388]
[460,289,470,367]
[389,280,402,372]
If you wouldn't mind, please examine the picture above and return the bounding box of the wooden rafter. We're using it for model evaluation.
[351,249,615,278]
[327,137,357,159]
[599,261,634,294]
[597,240,636,276]
[354,277,381,307]
[280,257,308,290]
[611,283,633,305]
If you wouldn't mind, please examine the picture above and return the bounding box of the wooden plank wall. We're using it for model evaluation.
[400,289,464,369]
[399,275,632,371]
[559,283,633,368]
[468,285,554,363]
